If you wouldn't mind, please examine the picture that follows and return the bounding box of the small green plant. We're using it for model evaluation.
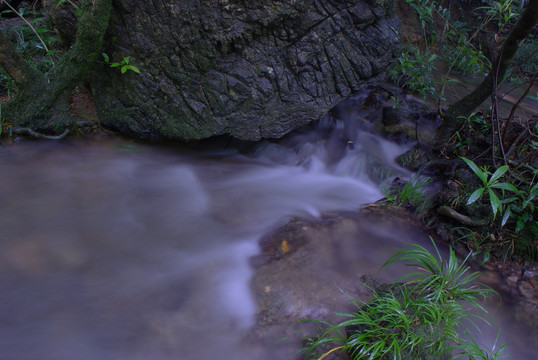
[102,53,141,74]
[390,95,401,109]
[476,0,520,31]
[466,112,491,136]
[502,166,538,233]
[454,130,472,152]
[388,46,438,98]
[300,239,503,360]
[0,70,14,98]
[460,157,519,220]
[405,0,436,43]
[452,226,492,263]
[454,330,508,360]
[2,2,56,66]
[383,240,494,310]
[445,43,489,76]
[383,176,431,207]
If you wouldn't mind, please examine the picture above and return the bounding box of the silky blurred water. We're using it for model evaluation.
[0,93,534,359]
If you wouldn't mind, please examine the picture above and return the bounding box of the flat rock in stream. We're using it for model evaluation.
[247,206,426,359]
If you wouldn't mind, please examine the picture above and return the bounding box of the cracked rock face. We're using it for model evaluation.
[90,0,399,140]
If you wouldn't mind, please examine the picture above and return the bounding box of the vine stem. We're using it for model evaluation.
[2,0,55,66]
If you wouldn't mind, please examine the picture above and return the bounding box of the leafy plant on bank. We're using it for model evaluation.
[476,0,521,31]
[382,175,431,208]
[460,157,519,220]
[503,166,538,233]
[300,239,504,360]
[461,157,538,259]
[452,226,493,263]
[388,45,438,99]
[393,0,526,102]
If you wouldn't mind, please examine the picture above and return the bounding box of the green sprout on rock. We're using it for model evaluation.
[102,53,140,74]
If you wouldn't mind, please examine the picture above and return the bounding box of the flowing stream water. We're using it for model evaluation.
[0,93,535,360]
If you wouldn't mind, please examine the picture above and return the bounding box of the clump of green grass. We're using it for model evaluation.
[388,45,438,99]
[382,175,431,208]
[300,239,506,360]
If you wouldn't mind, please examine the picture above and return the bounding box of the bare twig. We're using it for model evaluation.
[491,46,509,167]
[505,128,529,159]
[502,72,538,140]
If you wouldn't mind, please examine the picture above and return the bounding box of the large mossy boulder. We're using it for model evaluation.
[60,0,399,141]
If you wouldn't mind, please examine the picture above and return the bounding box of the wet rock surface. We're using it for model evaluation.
[480,262,538,331]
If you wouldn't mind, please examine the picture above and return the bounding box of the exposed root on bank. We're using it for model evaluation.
[12,127,70,140]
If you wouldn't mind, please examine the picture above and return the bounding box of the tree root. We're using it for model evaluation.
[437,205,489,227]
[12,127,70,140]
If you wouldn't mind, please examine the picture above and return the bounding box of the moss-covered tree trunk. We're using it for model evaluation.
[0,0,112,133]
[436,0,538,144]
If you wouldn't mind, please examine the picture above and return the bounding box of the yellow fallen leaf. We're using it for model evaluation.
[281,240,289,253]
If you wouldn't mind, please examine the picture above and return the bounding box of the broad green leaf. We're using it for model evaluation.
[529,183,538,196]
[102,53,110,63]
[467,188,484,205]
[500,196,518,204]
[489,182,519,193]
[460,157,488,185]
[515,218,525,232]
[523,193,535,209]
[488,165,509,185]
[488,189,502,218]
[121,66,128,74]
[501,207,511,227]
[126,65,140,74]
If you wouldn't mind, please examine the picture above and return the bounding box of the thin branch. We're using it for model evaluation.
[501,72,537,140]
[505,128,528,159]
